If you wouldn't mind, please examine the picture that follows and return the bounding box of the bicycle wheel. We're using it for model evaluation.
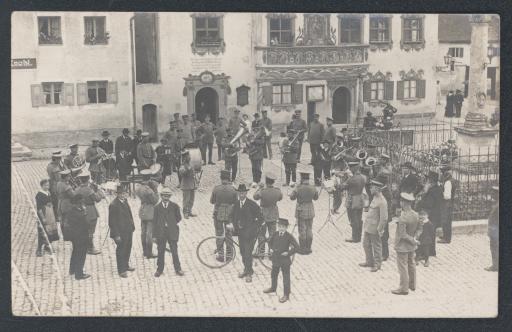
[254,238,273,270]
[196,236,236,269]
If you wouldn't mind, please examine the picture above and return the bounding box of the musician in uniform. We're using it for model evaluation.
[153,187,185,277]
[290,110,307,162]
[359,179,388,272]
[67,194,91,280]
[56,169,77,239]
[228,108,242,136]
[281,129,299,186]
[308,114,325,165]
[314,139,332,186]
[178,115,194,147]
[377,153,392,181]
[115,128,134,185]
[263,218,300,303]
[99,130,116,180]
[247,128,265,187]
[323,117,336,145]
[47,151,67,219]
[253,173,283,255]
[64,144,83,169]
[132,129,143,166]
[252,113,261,130]
[155,138,174,186]
[179,150,197,219]
[135,169,159,258]
[342,161,367,243]
[75,170,105,255]
[391,192,421,295]
[223,132,240,182]
[85,139,107,184]
[109,186,136,278]
[330,134,347,172]
[173,128,187,186]
[136,132,155,170]
[210,170,238,262]
[290,172,319,254]
[214,117,227,162]
[233,184,263,283]
[260,110,273,159]
[201,115,215,165]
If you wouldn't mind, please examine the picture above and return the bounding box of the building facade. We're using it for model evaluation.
[11,12,499,146]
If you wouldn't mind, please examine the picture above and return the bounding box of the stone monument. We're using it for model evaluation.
[454,14,498,155]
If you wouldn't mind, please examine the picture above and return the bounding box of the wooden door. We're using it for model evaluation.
[142,104,158,142]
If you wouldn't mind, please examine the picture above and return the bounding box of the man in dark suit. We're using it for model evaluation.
[99,130,116,180]
[115,128,134,184]
[153,187,185,277]
[67,194,91,280]
[263,218,299,303]
[108,186,136,278]
[233,184,262,283]
[399,162,422,196]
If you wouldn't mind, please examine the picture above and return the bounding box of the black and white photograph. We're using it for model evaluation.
[10,11,500,317]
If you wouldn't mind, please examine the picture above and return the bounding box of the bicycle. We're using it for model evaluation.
[196,223,295,270]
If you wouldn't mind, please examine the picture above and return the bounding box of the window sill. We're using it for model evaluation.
[191,40,226,55]
[369,41,393,51]
[400,40,425,51]
[38,43,63,46]
[399,98,423,105]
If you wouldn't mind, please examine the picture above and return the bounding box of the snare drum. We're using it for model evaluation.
[188,148,202,172]
[322,179,335,194]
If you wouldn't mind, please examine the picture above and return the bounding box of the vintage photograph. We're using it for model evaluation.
[11,12,499,317]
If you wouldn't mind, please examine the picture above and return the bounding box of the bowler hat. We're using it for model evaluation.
[69,144,78,149]
[160,187,172,196]
[122,128,130,134]
[278,218,289,226]
[236,184,250,192]
[400,192,415,202]
[102,130,110,137]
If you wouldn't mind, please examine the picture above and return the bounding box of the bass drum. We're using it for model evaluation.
[188,148,202,172]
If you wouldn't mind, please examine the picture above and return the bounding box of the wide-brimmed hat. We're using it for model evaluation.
[102,130,110,137]
[278,218,289,226]
[400,192,415,202]
[236,184,250,192]
[160,187,172,196]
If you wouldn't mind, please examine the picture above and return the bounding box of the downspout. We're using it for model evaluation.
[130,16,137,134]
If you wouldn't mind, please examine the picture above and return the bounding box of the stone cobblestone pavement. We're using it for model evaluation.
[11,143,497,317]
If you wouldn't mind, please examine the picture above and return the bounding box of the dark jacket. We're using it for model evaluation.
[400,173,422,195]
[233,198,262,239]
[67,205,89,244]
[99,139,114,154]
[417,184,443,228]
[108,198,135,239]
[269,231,299,265]
[153,201,182,242]
[115,135,134,173]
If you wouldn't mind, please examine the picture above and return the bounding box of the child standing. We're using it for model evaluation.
[416,209,434,267]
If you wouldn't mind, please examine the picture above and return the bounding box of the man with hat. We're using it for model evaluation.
[323,117,336,145]
[180,114,195,147]
[75,170,105,255]
[222,131,240,182]
[164,120,178,144]
[233,183,262,282]
[375,174,393,261]
[99,130,116,180]
[330,133,347,172]
[85,139,107,184]
[454,89,464,118]
[359,179,388,272]
[263,217,300,303]
[377,153,392,183]
[438,165,455,244]
[210,170,238,262]
[56,169,77,239]
[314,139,332,186]
[214,117,227,162]
[228,108,242,136]
[135,169,159,258]
[290,172,319,254]
[115,128,134,185]
[136,132,155,170]
[67,194,91,280]
[179,150,197,219]
[252,112,261,130]
[155,138,174,186]
[132,129,144,165]
[280,128,299,186]
[363,111,377,130]
[260,110,273,159]
[417,170,443,256]
[200,115,215,165]
[47,151,67,219]
[108,186,136,278]
[289,110,308,162]
[399,161,422,196]
[392,192,421,295]
[64,144,84,170]
[152,187,185,277]
[485,186,499,272]
[173,112,183,131]
[253,172,283,256]
[308,114,325,165]
[247,127,265,187]
[341,161,368,243]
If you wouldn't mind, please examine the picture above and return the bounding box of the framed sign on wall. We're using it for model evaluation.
[306,85,324,102]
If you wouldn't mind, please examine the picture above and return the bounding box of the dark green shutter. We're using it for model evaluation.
[416,79,426,98]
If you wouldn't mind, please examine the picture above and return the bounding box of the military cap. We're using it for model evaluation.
[314,113,320,118]
[52,151,64,158]
[265,172,276,181]
[294,109,302,114]
[233,108,240,113]
[160,187,173,196]
[375,174,388,185]
[116,185,127,194]
[278,218,289,226]
[370,179,385,189]
[400,192,415,202]
[254,113,260,117]
[181,150,190,155]
[401,161,415,170]
[427,171,439,182]
[348,161,360,167]
[140,169,153,176]
[261,110,268,114]
[92,138,99,142]
[182,114,189,118]
[439,165,451,172]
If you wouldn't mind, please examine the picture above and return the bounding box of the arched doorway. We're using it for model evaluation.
[195,87,219,124]
[332,87,351,124]
[142,104,158,142]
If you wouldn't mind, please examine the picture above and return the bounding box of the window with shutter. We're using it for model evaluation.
[108,81,118,104]
[363,81,371,102]
[262,86,273,106]
[63,83,74,106]
[77,83,88,105]
[384,81,394,100]
[416,79,426,98]
[31,84,43,107]
[397,81,405,100]
[292,84,303,104]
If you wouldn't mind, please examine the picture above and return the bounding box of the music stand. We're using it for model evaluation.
[317,190,343,236]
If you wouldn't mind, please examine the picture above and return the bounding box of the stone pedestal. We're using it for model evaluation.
[454,125,498,156]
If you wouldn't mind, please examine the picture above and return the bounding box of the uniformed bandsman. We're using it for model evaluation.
[323,117,336,145]
[341,161,368,243]
[289,110,307,161]
[56,169,77,239]
[179,150,197,219]
[253,173,283,255]
[64,144,85,170]
[210,170,238,262]
[155,138,174,186]
[135,169,159,258]
[313,139,332,186]
[115,128,134,185]
[136,132,155,170]
[223,132,240,182]
[85,139,107,184]
[75,170,105,255]
[247,128,265,187]
[47,151,67,219]
[281,129,299,186]
[99,130,116,180]
[214,117,227,162]
[260,110,273,159]
[289,172,319,254]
